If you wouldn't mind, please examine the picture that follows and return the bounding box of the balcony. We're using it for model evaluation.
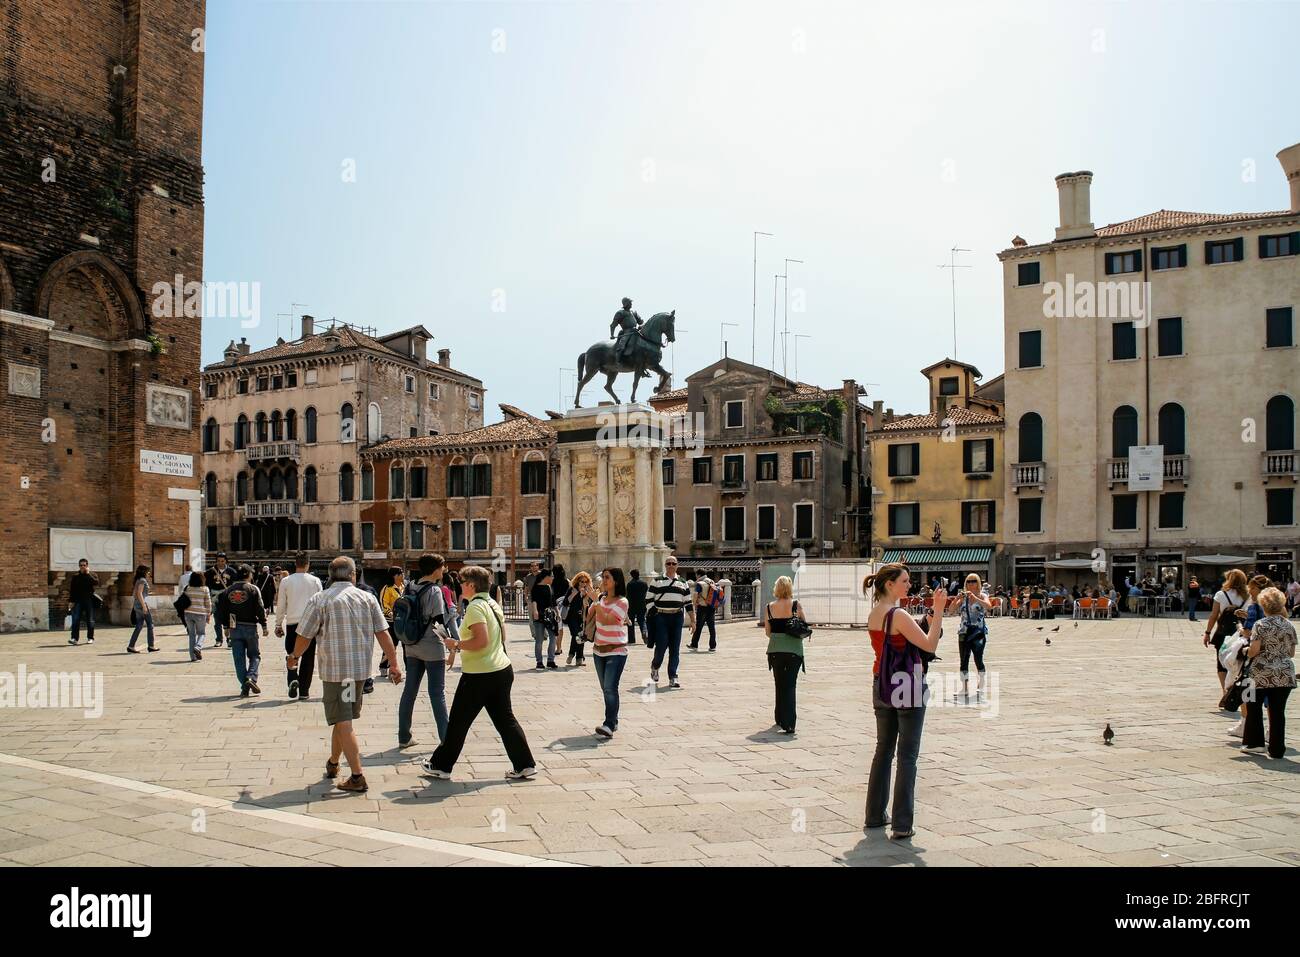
[1108,455,1191,487]
[245,440,300,464]
[1011,462,1045,490]
[720,477,749,495]
[1262,450,1299,480]
[244,500,302,521]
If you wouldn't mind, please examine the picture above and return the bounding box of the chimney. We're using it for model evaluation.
[871,399,883,428]
[237,337,250,356]
[1054,170,1096,241]
[437,348,451,367]
[222,340,239,361]
[1278,142,1300,213]
[301,314,315,339]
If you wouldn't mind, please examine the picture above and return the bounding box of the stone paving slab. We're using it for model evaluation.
[0,614,1296,866]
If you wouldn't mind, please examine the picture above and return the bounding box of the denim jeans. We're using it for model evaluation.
[768,652,801,732]
[213,607,226,644]
[690,605,717,649]
[958,634,986,677]
[531,619,557,665]
[184,612,207,657]
[127,609,155,650]
[230,623,261,688]
[592,653,627,730]
[627,609,647,644]
[650,611,685,679]
[865,682,927,833]
[399,656,449,744]
[69,600,96,642]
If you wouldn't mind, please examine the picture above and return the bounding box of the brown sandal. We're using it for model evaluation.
[325,758,339,779]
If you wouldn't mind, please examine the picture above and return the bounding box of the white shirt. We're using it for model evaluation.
[276,572,323,627]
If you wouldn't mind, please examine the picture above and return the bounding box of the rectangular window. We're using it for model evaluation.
[205,525,218,551]
[472,519,488,551]
[888,443,920,477]
[237,378,249,395]
[757,505,776,541]
[256,376,269,392]
[405,376,414,394]
[302,524,320,550]
[1019,330,1042,369]
[1266,307,1294,348]
[756,453,778,481]
[524,517,543,550]
[1018,497,1042,533]
[409,466,427,498]
[470,462,491,496]
[938,376,959,396]
[272,375,283,390]
[429,382,440,400]
[390,521,404,550]
[693,457,712,484]
[1205,238,1244,264]
[410,521,424,550]
[1151,244,1187,270]
[1112,321,1137,360]
[1112,494,1139,530]
[340,364,355,381]
[723,454,745,485]
[1017,261,1041,286]
[447,464,467,497]
[287,372,297,387]
[794,503,814,541]
[723,506,745,541]
[963,438,993,474]
[361,523,375,550]
[725,400,744,428]
[521,460,547,495]
[469,393,481,412]
[793,451,814,480]
[390,467,405,499]
[663,508,675,543]
[1259,232,1299,259]
[961,500,995,534]
[360,467,374,501]
[340,523,354,550]
[1157,316,1183,356]
[888,503,919,537]
[1105,250,1142,275]
[693,507,712,542]
[1158,492,1184,529]
[205,382,217,399]
[1266,488,1294,527]
[662,458,675,486]
[450,520,466,551]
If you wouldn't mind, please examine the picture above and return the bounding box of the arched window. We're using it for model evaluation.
[255,411,268,444]
[254,468,270,501]
[1266,395,1295,451]
[1158,403,1186,456]
[367,402,382,441]
[235,414,249,450]
[340,403,354,443]
[271,410,283,442]
[204,472,217,508]
[361,463,374,501]
[1112,405,1139,458]
[391,464,405,499]
[339,463,355,502]
[304,407,317,444]
[284,466,298,500]
[304,467,318,503]
[285,409,297,441]
[202,418,219,453]
[270,467,285,500]
[1018,412,1043,462]
[236,471,249,505]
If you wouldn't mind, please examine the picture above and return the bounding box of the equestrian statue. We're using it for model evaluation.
[573,296,676,407]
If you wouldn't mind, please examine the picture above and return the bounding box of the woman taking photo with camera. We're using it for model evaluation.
[955,573,993,702]
[764,575,809,734]
[863,564,953,841]
[584,567,630,738]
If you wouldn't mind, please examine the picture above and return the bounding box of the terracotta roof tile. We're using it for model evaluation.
[873,405,1003,433]
[1096,208,1293,238]
[364,405,554,455]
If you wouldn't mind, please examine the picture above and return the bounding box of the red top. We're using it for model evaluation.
[868,609,909,675]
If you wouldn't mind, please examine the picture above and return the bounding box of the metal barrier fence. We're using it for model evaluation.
[729,582,758,619]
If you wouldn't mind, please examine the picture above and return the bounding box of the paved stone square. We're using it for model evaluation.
[0,614,1297,867]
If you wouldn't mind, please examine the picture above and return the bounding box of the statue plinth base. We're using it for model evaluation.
[552,404,671,579]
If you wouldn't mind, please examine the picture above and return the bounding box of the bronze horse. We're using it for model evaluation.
[574,310,675,407]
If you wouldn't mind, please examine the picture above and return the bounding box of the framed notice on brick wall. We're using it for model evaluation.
[140,449,194,478]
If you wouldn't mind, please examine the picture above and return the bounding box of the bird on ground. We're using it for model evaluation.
[1103,724,1115,746]
[1074,622,1079,629]
[1045,636,1051,645]
[1036,626,1044,631]
[1051,625,1060,632]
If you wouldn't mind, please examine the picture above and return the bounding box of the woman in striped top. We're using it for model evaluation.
[587,567,630,738]
[182,571,212,661]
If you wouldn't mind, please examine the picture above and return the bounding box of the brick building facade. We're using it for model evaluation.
[0,0,207,631]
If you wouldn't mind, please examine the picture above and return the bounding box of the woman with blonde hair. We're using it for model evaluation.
[863,564,954,840]
[1204,568,1249,695]
[955,572,993,701]
[1241,587,1296,758]
[764,575,809,734]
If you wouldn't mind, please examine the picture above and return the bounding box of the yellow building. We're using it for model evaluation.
[869,359,1004,584]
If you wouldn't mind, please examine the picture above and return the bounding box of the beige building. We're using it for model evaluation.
[199,316,484,579]
[997,141,1300,588]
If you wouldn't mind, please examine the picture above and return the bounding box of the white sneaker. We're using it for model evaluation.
[419,758,451,779]
[1239,745,1266,754]
[595,725,613,738]
[505,767,537,780]
[1229,720,1245,735]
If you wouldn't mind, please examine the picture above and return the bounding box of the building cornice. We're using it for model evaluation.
[997,211,1300,262]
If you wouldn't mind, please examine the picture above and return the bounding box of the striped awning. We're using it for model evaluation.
[880,547,993,565]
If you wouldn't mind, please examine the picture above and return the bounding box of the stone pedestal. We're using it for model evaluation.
[553,404,671,578]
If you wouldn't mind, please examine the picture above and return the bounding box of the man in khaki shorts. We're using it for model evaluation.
[291,556,401,793]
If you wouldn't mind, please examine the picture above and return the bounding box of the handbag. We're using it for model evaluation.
[784,600,813,639]
[1220,662,1252,712]
[173,591,192,616]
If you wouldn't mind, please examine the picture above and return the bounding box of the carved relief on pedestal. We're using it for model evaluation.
[146,383,192,430]
[573,465,598,545]
[612,462,636,540]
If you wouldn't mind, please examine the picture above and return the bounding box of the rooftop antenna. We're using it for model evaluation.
[720,321,738,359]
[782,258,803,379]
[751,230,773,364]
[937,246,970,358]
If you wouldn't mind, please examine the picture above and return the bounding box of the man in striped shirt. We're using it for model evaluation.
[647,557,694,688]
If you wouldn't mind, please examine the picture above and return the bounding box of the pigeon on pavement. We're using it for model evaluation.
[1103,724,1115,746]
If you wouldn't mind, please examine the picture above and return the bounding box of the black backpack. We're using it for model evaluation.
[392,582,435,646]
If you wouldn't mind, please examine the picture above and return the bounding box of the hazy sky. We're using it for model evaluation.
[202,0,1299,417]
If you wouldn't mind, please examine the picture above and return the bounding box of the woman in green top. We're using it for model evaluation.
[420,565,537,781]
[765,575,809,734]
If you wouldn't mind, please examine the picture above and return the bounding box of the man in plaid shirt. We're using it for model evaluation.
[290,556,402,793]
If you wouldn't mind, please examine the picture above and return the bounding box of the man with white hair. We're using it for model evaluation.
[290,556,402,793]
[647,556,693,688]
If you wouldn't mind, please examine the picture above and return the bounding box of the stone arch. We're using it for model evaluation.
[35,250,146,339]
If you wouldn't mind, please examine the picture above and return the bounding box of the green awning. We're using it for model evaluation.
[880,547,993,565]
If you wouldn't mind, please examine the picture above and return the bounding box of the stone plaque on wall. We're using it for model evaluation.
[50,528,134,572]
[6,362,40,398]
[146,383,192,430]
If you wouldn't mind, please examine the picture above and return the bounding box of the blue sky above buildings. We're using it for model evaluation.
[201,0,1300,415]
